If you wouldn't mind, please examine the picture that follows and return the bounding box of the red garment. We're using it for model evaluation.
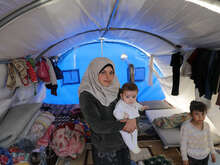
[36,59,50,82]
[26,61,38,83]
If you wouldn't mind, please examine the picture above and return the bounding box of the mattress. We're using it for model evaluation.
[145,109,220,149]
[140,100,173,110]
[145,109,182,149]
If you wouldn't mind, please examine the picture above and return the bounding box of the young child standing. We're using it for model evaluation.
[180,100,216,165]
[113,82,148,154]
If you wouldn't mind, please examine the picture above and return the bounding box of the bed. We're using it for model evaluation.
[145,108,220,149]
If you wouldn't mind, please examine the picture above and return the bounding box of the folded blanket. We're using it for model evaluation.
[27,111,55,144]
[153,112,191,129]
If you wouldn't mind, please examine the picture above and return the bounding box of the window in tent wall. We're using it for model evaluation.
[127,65,145,82]
[62,69,80,85]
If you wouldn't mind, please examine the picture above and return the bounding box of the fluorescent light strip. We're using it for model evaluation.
[186,0,220,14]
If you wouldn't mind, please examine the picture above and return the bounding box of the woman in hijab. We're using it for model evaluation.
[78,57,136,165]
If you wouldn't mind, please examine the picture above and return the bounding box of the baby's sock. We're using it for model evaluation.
[137,160,145,165]
[132,147,142,154]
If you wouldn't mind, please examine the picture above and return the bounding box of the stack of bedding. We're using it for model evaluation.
[0,102,90,164]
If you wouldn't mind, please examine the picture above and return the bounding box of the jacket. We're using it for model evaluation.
[79,91,126,152]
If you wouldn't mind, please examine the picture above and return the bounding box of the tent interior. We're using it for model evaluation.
[0,0,220,164]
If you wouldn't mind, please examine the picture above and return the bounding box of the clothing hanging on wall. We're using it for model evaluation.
[188,48,220,102]
[170,51,183,95]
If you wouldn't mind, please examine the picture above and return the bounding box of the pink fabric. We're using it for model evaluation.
[50,123,86,159]
[37,124,55,147]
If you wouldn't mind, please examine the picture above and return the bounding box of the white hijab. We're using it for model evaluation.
[78,57,120,106]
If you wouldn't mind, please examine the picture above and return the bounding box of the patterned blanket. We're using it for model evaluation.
[152,112,191,129]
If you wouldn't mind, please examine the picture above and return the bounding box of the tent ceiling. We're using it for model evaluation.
[0,0,36,20]
[0,0,220,60]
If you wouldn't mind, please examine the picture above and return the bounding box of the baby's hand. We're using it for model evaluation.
[141,105,149,111]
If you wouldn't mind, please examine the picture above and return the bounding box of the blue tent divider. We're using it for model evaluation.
[44,42,165,104]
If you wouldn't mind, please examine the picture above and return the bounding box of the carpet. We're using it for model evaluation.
[57,140,182,165]
[130,148,152,162]
[138,115,159,141]
[83,140,182,165]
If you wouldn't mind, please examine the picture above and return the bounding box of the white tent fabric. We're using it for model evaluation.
[1,0,220,60]
[0,0,35,20]
[0,0,220,141]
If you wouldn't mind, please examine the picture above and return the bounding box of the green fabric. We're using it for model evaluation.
[144,155,172,165]
[79,91,126,152]
[27,58,36,68]
[153,112,190,129]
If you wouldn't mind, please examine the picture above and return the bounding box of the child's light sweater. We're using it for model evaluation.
[180,120,215,161]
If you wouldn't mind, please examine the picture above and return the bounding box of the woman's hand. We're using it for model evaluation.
[122,118,136,133]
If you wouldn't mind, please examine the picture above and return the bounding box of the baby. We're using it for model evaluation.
[113,82,148,154]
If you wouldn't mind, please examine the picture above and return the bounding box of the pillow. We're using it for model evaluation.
[153,112,191,129]
[0,103,41,148]
[0,98,12,122]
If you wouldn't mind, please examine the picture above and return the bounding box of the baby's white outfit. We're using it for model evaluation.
[113,99,143,154]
